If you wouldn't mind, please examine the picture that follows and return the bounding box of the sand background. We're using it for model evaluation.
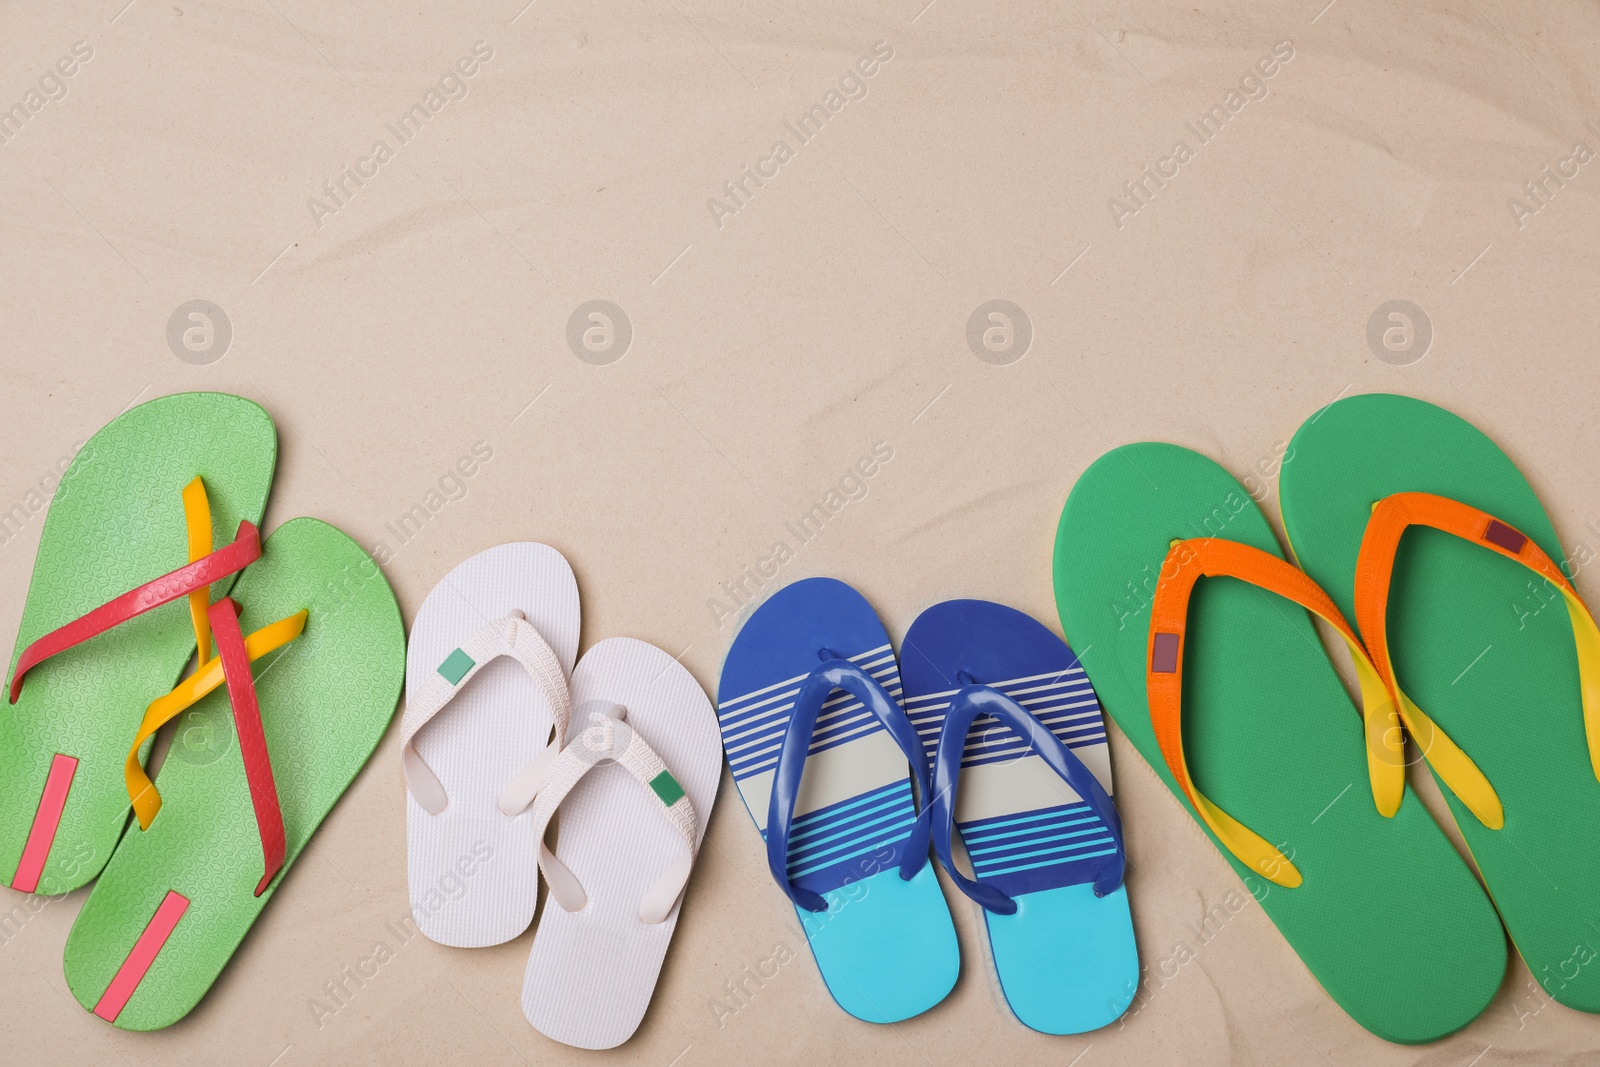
[3,0,1600,1063]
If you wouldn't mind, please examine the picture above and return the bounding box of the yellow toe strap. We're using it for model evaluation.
[125,610,308,830]
[1396,691,1504,829]
[182,477,215,663]
[1339,629,1406,819]
[1352,492,1600,829]
[1192,791,1303,888]
[1147,537,1409,890]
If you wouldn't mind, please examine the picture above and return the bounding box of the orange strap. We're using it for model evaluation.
[1147,538,1404,888]
[1355,492,1600,821]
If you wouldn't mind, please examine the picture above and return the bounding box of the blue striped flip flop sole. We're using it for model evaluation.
[717,577,958,1023]
[901,599,1138,1034]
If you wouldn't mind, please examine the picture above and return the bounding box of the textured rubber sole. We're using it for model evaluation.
[1054,442,1505,1043]
[62,518,403,1030]
[1,393,276,894]
[1282,392,1600,1012]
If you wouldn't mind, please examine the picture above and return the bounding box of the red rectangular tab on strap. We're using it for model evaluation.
[1150,632,1181,674]
[11,753,78,893]
[1483,519,1528,555]
[93,890,190,1022]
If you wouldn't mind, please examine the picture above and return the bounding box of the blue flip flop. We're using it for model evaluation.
[717,577,959,1023]
[901,599,1138,1034]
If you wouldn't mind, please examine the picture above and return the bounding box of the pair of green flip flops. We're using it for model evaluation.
[1054,393,1600,1043]
[1,393,404,1030]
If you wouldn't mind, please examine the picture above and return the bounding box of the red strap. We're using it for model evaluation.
[209,596,286,897]
[8,521,262,704]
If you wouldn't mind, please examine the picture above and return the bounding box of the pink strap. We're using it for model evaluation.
[9,521,261,704]
[10,753,78,893]
[92,890,190,1022]
[209,598,286,897]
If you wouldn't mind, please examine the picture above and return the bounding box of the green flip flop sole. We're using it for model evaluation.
[1281,392,1600,1011]
[1053,442,1506,1043]
[2,393,276,894]
[62,518,404,1030]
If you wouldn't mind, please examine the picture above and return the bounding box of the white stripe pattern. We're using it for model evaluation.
[718,645,901,781]
[902,666,1105,768]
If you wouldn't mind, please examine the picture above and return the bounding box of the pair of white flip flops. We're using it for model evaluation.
[398,543,720,1050]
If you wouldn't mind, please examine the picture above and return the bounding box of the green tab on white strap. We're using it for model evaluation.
[399,610,572,815]
[437,647,475,684]
[528,702,699,925]
[648,770,685,806]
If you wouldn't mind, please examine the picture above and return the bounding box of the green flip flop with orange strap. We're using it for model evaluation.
[2,393,276,895]
[1281,393,1600,1011]
[1054,441,1506,1042]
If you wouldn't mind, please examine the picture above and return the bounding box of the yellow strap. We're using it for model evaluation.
[182,477,214,663]
[1558,583,1600,784]
[1394,691,1504,829]
[1337,630,1407,820]
[1351,493,1600,828]
[1146,537,1410,889]
[1192,792,1303,888]
[125,611,308,830]
[1186,631,1398,888]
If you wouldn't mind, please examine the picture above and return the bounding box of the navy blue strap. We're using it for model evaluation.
[931,672,1125,913]
[764,651,934,912]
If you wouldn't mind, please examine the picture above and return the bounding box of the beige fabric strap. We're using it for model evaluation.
[528,703,698,924]
[400,610,571,814]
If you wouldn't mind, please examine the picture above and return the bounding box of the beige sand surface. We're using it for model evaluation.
[3,1,1599,1063]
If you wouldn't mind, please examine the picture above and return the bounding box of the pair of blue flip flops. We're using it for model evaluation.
[716,578,1139,1033]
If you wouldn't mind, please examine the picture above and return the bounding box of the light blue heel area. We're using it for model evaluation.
[717,578,961,1025]
[986,883,1138,1034]
[801,864,960,1024]
[900,598,1140,1035]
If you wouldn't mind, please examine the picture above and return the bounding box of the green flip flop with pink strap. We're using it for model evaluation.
[2,393,276,895]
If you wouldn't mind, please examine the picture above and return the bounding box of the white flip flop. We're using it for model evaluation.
[520,637,721,1049]
[399,543,579,947]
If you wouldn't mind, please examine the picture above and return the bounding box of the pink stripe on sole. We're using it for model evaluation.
[12,753,79,893]
[93,890,190,1023]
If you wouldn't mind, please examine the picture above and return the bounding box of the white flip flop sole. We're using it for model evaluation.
[520,637,721,1049]
[403,543,579,947]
